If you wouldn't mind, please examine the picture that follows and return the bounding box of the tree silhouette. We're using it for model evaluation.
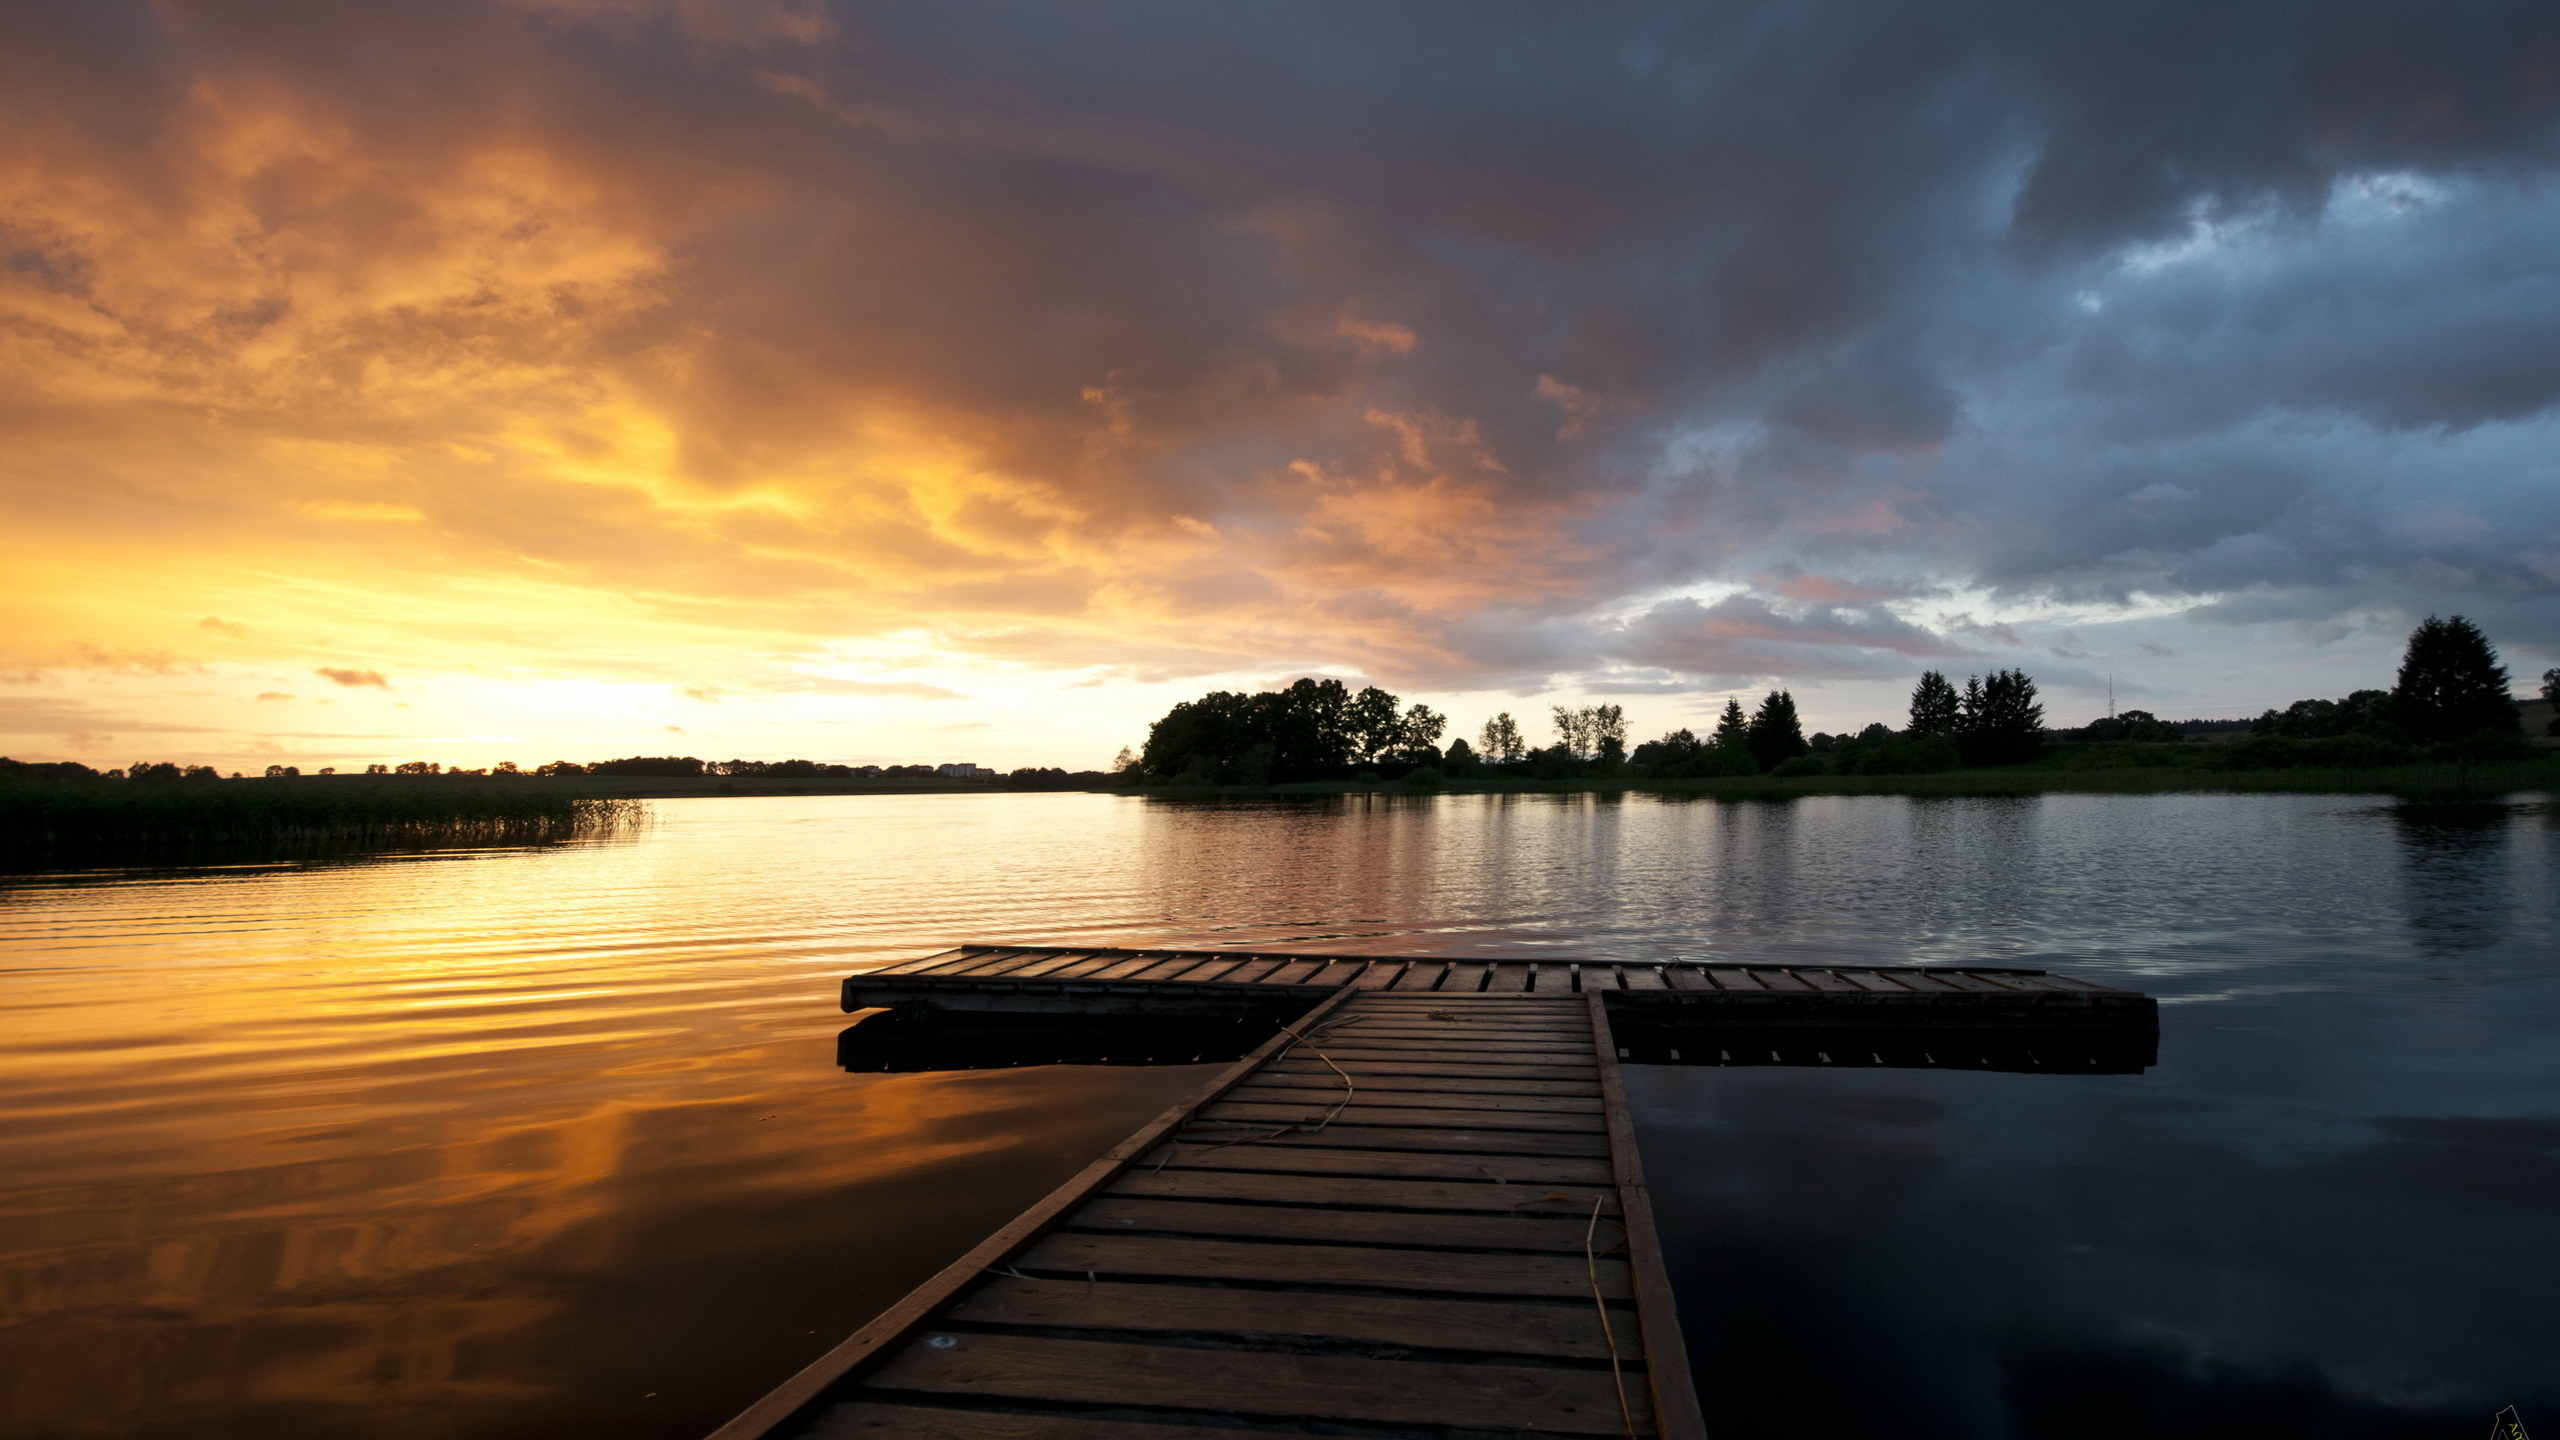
[1710,698,1751,754]
[1956,669,2043,766]
[1909,671,1960,735]
[1479,712,1526,763]
[2392,615,2519,743]
[1746,691,1810,771]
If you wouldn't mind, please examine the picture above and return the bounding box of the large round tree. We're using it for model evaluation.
[2391,615,2520,743]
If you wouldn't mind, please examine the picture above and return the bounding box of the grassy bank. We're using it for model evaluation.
[0,776,643,852]
[1116,756,2560,801]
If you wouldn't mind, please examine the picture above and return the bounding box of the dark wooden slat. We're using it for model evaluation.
[961,950,1061,978]
[1224,1083,1602,1115]
[930,948,1033,977]
[1083,953,1168,980]
[1664,966,1721,990]
[1931,970,2023,992]
[1749,969,1817,992]
[1348,962,1408,989]
[1385,961,1448,990]
[1239,1071,1603,1098]
[1005,950,1099,979]
[1199,1101,1605,1135]
[1263,1059,1601,1081]
[1109,1167,1619,1216]
[1066,1196,1620,1254]
[1143,1145,1615,1186]
[1311,1044,1601,1064]
[1253,958,1329,985]
[702,987,1358,1440]
[1590,992,1709,1440]
[1441,961,1494,992]
[1841,969,1914,992]
[1882,969,1959,991]
[1035,954,1126,981]
[947,1276,1632,1361]
[862,1333,1650,1436]
[1481,964,1535,994]
[1702,966,1763,990]
[801,1400,1279,1440]
[1019,1233,1633,1301]
[863,948,975,976]
[1319,1026,1595,1043]
[1619,966,1669,991]
[1203,1124,1612,1159]
[1794,969,1863,993]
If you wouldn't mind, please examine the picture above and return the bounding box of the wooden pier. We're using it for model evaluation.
[710,946,2156,1439]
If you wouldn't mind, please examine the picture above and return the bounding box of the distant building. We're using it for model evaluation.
[936,762,997,779]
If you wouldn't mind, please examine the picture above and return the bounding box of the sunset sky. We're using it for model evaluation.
[6,1,2558,772]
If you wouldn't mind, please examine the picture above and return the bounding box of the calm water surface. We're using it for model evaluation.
[2,791,2556,1438]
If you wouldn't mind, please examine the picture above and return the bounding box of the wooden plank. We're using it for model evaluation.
[1083,953,1167,981]
[1263,1059,1601,1081]
[862,1333,1649,1436]
[1220,958,1291,984]
[1065,1196,1619,1254]
[1619,966,1669,991]
[1441,962,1492,992]
[1251,957,1328,985]
[1224,1083,1602,1115]
[1702,966,1763,990]
[958,950,1058,978]
[1034,954,1127,981]
[1018,1233,1633,1301]
[1311,1044,1601,1064]
[929,948,1032,977]
[1664,965,1722,991]
[1317,1025,1594,1041]
[1481,963,1535,993]
[1006,950,1098,979]
[1348,961,1409,989]
[1882,969,1959,991]
[1931,970,2023,992]
[862,948,974,976]
[1304,959,1370,988]
[1199,1101,1606,1135]
[801,1400,1279,1440]
[1387,961,1450,990]
[1203,1124,1612,1159]
[1794,968,1863,993]
[1748,969,1817,992]
[1143,1144,1614,1186]
[1840,969,1914,993]
[1109,1167,1619,1216]
[1590,992,1708,1440]
[947,1276,1633,1361]
[701,985,1355,1440]
[1238,1071,1603,1099]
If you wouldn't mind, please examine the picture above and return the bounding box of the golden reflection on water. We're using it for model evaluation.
[3,790,2541,1438]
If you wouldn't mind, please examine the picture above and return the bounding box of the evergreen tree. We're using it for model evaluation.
[1908,671,1960,735]
[1710,697,1751,754]
[2392,615,2520,743]
[1746,691,1810,771]
[1955,669,2043,766]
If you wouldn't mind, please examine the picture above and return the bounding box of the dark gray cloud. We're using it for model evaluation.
[8,0,2558,700]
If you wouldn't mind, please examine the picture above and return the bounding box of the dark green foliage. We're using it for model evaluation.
[2392,615,2519,743]
[1631,727,1756,778]
[1443,738,1479,775]
[2076,708,2182,743]
[1399,766,1446,787]
[1833,730,1961,775]
[1131,678,1438,783]
[2544,667,2560,736]
[1710,698,1750,752]
[588,756,707,777]
[2214,732,2420,771]
[2250,690,2396,740]
[1767,755,1826,777]
[1746,691,1809,771]
[1909,671,1960,735]
[1956,669,2043,766]
[1477,712,1527,763]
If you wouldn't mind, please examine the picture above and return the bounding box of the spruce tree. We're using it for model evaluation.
[1909,671,1960,735]
[1710,697,1751,754]
[1746,691,1810,771]
[1955,669,2044,766]
[2392,615,2519,743]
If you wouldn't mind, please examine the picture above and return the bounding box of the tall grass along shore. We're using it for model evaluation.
[0,772,641,854]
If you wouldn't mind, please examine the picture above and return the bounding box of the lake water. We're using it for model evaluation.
[2,791,2555,1438]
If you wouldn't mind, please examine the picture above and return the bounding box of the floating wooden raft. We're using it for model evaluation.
[713,984,1705,1440]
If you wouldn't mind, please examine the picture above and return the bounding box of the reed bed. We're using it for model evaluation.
[0,777,645,852]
